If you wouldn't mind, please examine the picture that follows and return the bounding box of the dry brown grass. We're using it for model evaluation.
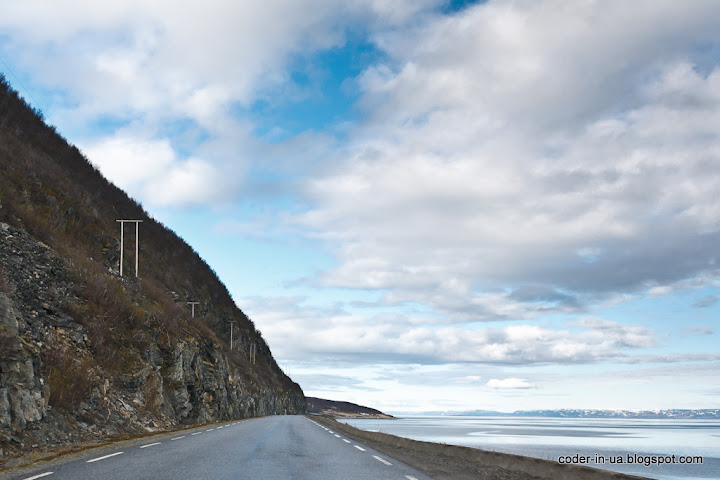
[44,342,96,411]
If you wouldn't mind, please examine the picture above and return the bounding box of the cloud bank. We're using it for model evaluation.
[296,0,720,322]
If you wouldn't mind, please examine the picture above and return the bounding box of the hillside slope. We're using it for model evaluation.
[0,76,305,462]
[307,397,393,418]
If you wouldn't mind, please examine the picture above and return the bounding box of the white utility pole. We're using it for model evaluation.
[227,320,236,350]
[187,301,200,317]
[116,220,143,277]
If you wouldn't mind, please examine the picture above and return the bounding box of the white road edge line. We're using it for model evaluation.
[171,436,185,440]
[140,442,161,449]
[87,452,124,463]
[354,445,366,451]
[373,455,392,466]
[23,473,53,480]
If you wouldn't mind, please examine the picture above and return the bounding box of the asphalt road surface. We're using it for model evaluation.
[4,416,435,480]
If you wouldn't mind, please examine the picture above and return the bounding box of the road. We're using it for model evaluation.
[4,416,435,480]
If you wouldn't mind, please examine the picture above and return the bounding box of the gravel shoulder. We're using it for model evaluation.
[312,415,652,480]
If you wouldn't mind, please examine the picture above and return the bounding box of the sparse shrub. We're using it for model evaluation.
[44,342,95,411]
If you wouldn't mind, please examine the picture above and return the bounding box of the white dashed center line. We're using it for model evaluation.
[206,428,214,431]
[23,473,53,480]
[171,436,185,440]
[334,434,341,438]
[406,476,420,480]
[373,455,392,466]
[354,445,366,451]
[343,439,351,443]
[87,452,124,463]
[191,432,202,436]
[140,442,161,449]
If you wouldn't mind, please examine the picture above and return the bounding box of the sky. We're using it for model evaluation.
[1,0,719,414]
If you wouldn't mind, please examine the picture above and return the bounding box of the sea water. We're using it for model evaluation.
[338,416,720,480]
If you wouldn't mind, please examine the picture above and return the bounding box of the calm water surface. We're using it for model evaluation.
[339,416,720,480]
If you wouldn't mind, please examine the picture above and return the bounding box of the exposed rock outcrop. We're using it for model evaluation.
[0,220,304,461]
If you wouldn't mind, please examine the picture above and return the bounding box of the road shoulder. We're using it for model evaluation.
[310,415,651,480]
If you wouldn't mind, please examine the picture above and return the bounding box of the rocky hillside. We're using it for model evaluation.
[307,397,393,418]
[0,76,305,463]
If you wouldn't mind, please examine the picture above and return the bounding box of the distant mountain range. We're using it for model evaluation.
[404,409,720,419]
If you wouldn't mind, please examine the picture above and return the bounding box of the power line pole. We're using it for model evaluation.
[116,220,143,277]
[227,320,236,350]
[187,301,200,317]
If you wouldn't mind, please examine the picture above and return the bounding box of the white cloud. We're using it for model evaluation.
[0,0,453,210]
[83,135,232,207]
[242,296,658,365]
[291,359,720,412]
[143,159,227,207]
[1,1,338,104]
[486,378,535,389]
[83,136,176,191]
[0,0,444,129]
[294,0,720,321]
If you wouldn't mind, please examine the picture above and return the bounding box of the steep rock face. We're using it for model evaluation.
[0,220,66,433]
[0,77,305,462]
[0,221,305,459]
[0,293,47,432]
